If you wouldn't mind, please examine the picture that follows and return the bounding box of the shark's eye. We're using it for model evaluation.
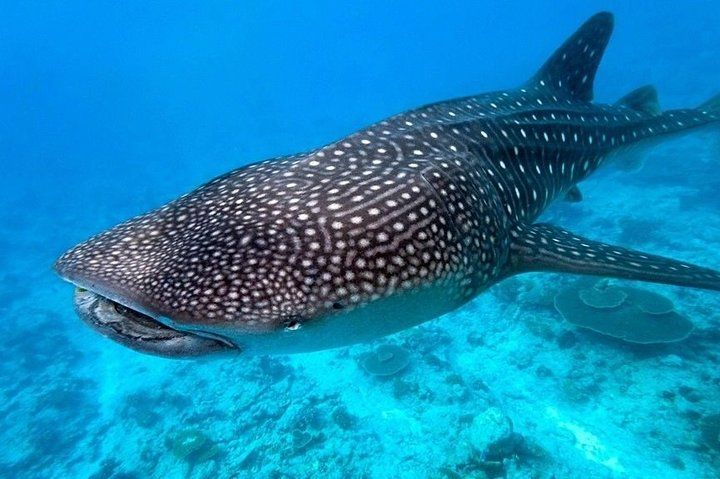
[332,302,345,310]
[285,320,301,331]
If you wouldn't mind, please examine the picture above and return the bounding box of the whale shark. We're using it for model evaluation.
[55,12,720,357]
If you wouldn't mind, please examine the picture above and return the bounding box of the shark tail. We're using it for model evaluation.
[616,86,720,125]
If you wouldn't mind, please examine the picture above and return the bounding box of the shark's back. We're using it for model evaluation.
[360,12,717,228]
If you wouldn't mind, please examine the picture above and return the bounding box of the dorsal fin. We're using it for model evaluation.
[616,85,661,116]
[528,12,614,102]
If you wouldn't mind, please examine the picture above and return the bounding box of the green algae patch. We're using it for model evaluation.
[632,288,675,315]
[555,281,693,344]
[167,428,220,463]
[578,286,628,309]
[361,344,410,377]
[700,413,720,451]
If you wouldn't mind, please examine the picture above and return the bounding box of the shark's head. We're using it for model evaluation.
[54,156,468,357]
[54,176,341,357]
[55,163,311,357]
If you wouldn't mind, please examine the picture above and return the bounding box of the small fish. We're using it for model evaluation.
[55,12,720,357]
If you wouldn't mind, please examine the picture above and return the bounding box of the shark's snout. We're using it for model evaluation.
[55,240,237,358]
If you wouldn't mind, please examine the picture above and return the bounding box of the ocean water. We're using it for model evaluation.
[2,1,720,478]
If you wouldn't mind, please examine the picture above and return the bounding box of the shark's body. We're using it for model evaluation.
[55,13,720,357]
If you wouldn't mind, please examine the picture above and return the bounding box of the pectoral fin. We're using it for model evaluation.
[504,223,720,291]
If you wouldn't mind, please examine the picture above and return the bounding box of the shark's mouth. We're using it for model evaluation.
[73,288,235,357]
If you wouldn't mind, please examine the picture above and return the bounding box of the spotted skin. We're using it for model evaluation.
[55,12,720,357]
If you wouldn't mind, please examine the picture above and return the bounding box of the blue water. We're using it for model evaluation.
[2,1,720,477]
